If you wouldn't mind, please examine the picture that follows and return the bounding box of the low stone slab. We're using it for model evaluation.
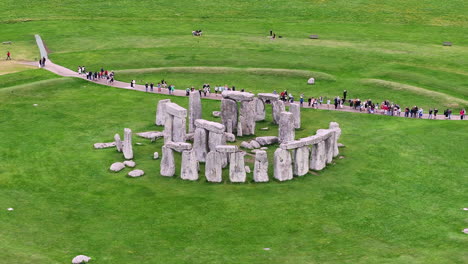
[250,140,261,149]
[128,169,145,177]
[94,142,116,149]
[258,93,279,101]
[72,255,91,264]
[110,162,125,172]
[224,132,236,142]
[165,102,187,118]
[280,132,332,150]
[309,35,319,39]
[216,145,238,153]
[222,90,255,101]
[212,111,221,117]
[136,131,164,140]
[195,119,225,134]
[240,141,253,149]
[165,141,192,152]
[153,152,159,159]
[255,136,279,146]
[123,160,136,168]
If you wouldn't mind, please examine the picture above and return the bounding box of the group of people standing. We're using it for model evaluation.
[38,57,47,67]
[78,66,115,84]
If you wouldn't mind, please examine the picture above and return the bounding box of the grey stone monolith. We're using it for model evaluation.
[123,128,133,160]
[160,145,175,176]
[317,129,334,164]
[254,150,269,182]
[172,116,186,142]
[289,103,301,129]
[293,146,310,176]
[181,150,199,181]
[114,133,122,152]
[189,91,202,133]
[274,148,293,181]
[254,97,265,121]
[279,112,295,143]
[155,99,171,125]
[208,132,226,152]
[239,100,256,135]
[163,113,173,143]
[272,100,285,124]
[193,127,208,162]
[329,122,342,157]
[221,98,238,133]
[229,152,246,182]
[310,141,326,171]
[205,151,222,182]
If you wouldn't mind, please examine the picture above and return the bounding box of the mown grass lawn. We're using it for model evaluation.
[0,74,466,263]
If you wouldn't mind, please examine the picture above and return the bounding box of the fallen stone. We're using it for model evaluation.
[195,119,225,134]
[94,142,116,149]
[309,35,319,39]
[339,156,344,159]
[205,151,223,182]
[240,141,253,149]
[165,102,187,118]
[229,152,247,182]
[123,160,136,168]
[110,162,125,172]
[274,148,293,181]
[245,165,251,173]
[222,90,255,101]
[289,103,301,129]
[181,150,199,181]
[160,146,175,176]
[136,131,164,140]
[250,140,261,149]
[224,132,236,142]
[189,91,202,133]
[155,99,171,125]
[260,127,269,131]
[307,77,315,84]
[212,111,221,117]
[136,142,143,145]
[255,136,279,146]
[153,152,159,159]
[254,150,269,182]
[165,141,192,152]
[114,134,122,152]
[33,104,38,106]
[215,145,238,153]
[279,112,295,143]
[123,128,133,160]
[260,147,268,150]
[72,255,92,264]
[128,169,145,177]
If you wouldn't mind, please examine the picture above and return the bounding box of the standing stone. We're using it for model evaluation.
[193,128,208,162]
[114,133,122,152]
[123,128,133,160]
[229,152,246,182]
[172,116,186,142]
[317,129,334,164]
[155,99,171,125]
[160,146,175,176]
[240,100,256,135]
[279,112,295,143]
[208,132,226,152]
[254,150,269,182]
[293,146,310,176]
[237,118,243,137]
[310,141,326,171]
[255,97,266,121]
[163,113,173,143]
[289,103,301,129]
[205,151,222,182]
[221,98,238,133]
[329,122,342,157]
[274,148,293,181]
[189,92,202,133]
[272,100,285,124]
[181,150,199,181]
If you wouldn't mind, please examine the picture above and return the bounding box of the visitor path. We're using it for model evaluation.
[25,35,462,120]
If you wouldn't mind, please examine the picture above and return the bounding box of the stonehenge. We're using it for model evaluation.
[123,128,133,160]
[193,119,226,162]
[289,103,301,129]
[164,102,187,143]
[221,91,256,136]
[189,91,202,133]
[278,112,295,143]
[155,99,171,125]
[254,150,269,182]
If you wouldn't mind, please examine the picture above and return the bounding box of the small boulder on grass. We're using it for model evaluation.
[110,162,125,172]
[72,255,91,264]
[123,160,136,167]
[128,169,145,178]
[153,152,159,159]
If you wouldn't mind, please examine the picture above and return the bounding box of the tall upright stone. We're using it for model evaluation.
[188,92,202,133]
[122,128,133,160]
[293,146,310,176]
[163,113,173,143]
[254,97,265,121]
[181,150,199,181]
[239,100,256,135]
[317,129,334,164]
[279,112,295,143]
[114,133,122,152]
[221,98,238,133]
[274,148,293,181]
[193,128,208,162]
[208,132,226,152]
[155,99,171,126]
[254,150,269,182]
[172,116,186,142]
[205,151,222,182]
[229,152,246,183]
[160,145,175,176]
[329,122,342,157]
[272,100,285,124]
[310,141,326,171]
[289,103,301,129]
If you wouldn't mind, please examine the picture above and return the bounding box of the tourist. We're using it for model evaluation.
[186,87,190,96]
[6,51,11,60]
[460,109,465,120]
[434,108,438,119]
[308,97,312,107]
[145,82,149,92]
[327,99,331,109]
[273,90,277,95]
[343,90,347,100]
[334,97,339,109]
[150,83,154,92]
[418,108,423,118]
[448,109,452,119]
[78,66,81,75]
[41,57,46,67]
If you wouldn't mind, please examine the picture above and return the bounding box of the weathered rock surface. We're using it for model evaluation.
[258,93,279,101]
[165,141,192,152]
[329,122,342,157]
[136,131,164,140]
[123,128,133,160]
[279,133,331,150]
[279,112,295,143]
[221,98,238,133]
[239,100,256,135]
[189,91,202,133]
[110,162,125,172]
[153,152,159,159]
[254,150,269,182]
[94,142,116,149]
[229,152,246,182]
[224,132,236,142]
[128,169,145,177]
[114,134,122,152]
[317,129,334,164]
[272,100,285,124]
[163,113,173,143]
[310,141,326,171]
[215,145,238,153]
[222,91,255,101]
[250,140,261,149]
[307,77,315,85]
[181,150,199,181]
[195,119,225,134]
[172,116,187,143]
[293,146,310,176]
[72,255,91,264]
[289,103,301,129]
[165,102,187,118]
[274,148,293,181]
[160,146,175,176]
[240,141,253,149]
[254,97,265,121]
[255,136,279,146]
[260,127,269,131]
[155,99,170,125]
[208,132,226,153]
[193,128,208,162]
[205,151,222,182]
[123,160,136,168]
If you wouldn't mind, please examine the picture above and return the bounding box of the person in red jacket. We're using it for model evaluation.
[6,51,11,60]
[460,109,465,120]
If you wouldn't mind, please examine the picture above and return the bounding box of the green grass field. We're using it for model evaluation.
[0,1,467,263]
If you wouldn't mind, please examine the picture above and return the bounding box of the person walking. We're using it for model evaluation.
[428,108,433,119]
[145,82,149,92]
[299,94,304,107]
[6,51,11,60]
[41,57,46,67]
[460,109,465,120]
[150,83,154,92]
[434,108,438,119]
[343,90,347,101]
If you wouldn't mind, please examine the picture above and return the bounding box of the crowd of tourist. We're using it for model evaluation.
[77,66,115,84]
